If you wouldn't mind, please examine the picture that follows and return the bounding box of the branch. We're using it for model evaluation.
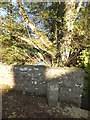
[0,20,55,57]
[76,0,83,14]
[17,2,56,58]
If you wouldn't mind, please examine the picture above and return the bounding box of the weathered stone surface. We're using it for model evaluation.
[0,63,87,108]
[47,81,59,107]
[13,66,47,95]
[58,77,85,107]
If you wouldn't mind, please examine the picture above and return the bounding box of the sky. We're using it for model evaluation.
[0,8,7,17]
[0,0,88,17]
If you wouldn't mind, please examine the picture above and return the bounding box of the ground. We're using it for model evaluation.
[2,84,89,119]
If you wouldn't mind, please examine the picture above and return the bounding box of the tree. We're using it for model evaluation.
[0,1,89,67]
[60,0,84,66]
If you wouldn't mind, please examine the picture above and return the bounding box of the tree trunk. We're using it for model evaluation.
[52,3,65,67]
[61,0,83,66]
[56,3,65,66]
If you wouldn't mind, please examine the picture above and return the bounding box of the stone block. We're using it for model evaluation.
[0,64,87,108]
[47,81,59,107]
[59,77,85,107]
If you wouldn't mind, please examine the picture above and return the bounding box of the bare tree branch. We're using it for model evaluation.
[0,19,55,58]
[17,2,56,58]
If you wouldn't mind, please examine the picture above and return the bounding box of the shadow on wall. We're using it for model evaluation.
[1,64,89,111]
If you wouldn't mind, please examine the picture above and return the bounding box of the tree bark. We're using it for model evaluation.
[61,0,83,66]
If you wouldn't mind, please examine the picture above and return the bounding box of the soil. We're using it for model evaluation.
[2,84,89,119]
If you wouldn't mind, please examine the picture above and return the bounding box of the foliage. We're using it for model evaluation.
[74,2,90,97]
[1,34,28,65]
[66,2,90,67]
[0,1,90,68]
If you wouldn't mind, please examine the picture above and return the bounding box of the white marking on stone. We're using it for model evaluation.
[75,84,81,87]
[58,81,63,84]
[28,74,31,76]
[43,81,46,84]
[23,67,28,71]
[74,76,76,78]
[35,88,38,90]
[69,88,71,91]
[31,77,34,80]
[34,81,37,85]
[38,73,42,76]
[80,84,83,88]
[80,95,82,97]
[34,68,38,70]
[20,68,24,71]
[20,67,28,71]
[28,68,32,71]
[75,84,78,87]
[32,81,34,84]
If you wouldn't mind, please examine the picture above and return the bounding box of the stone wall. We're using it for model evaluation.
[0,64,87,108]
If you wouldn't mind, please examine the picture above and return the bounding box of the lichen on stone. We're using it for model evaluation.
[38,73,42,76]
[33,68,38,71]
[34,81,38,85]
[28,68,32,71]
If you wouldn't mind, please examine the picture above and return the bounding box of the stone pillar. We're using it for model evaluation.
[47,81,59,107]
